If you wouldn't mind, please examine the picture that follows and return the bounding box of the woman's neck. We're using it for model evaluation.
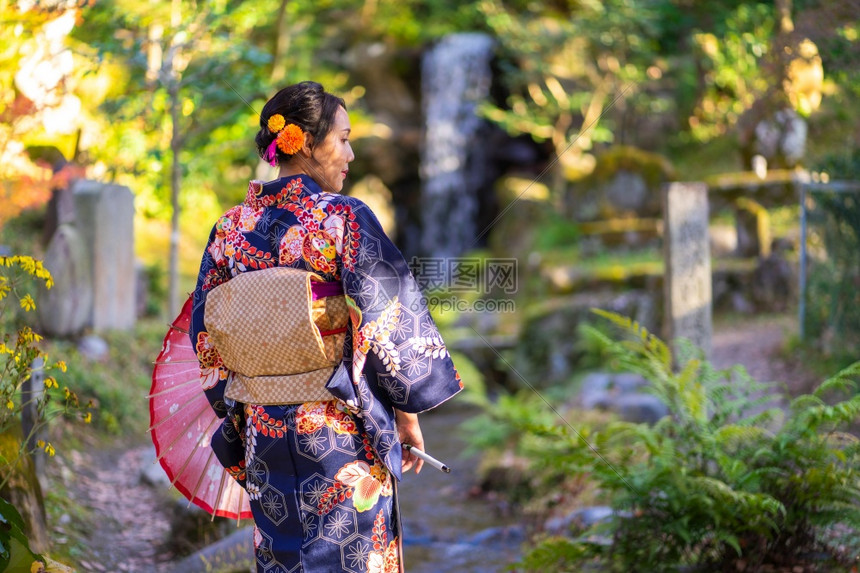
[278,157,333,192]
[278,160,305,180]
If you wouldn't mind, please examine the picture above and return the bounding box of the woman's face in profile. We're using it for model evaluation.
[312,106,354,193]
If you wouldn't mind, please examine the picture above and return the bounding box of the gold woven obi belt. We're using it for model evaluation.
[203,266,348,405]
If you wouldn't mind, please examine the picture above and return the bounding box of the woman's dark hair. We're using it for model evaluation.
[255,81,346,164]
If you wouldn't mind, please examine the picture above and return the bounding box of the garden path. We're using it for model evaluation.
[710,313,817,396]
[48,435,177,572]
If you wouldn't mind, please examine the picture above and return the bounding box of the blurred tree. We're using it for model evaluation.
[73,0,386,315]
[681,1,849,169]
[687,2,776,143]
[794,0,860,132]
[477,0,665,196]
[0,4,83,229]
[75,0,276,316]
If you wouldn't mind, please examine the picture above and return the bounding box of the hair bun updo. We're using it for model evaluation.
[254,81,347,166]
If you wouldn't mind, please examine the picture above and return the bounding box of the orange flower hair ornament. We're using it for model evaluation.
[265,114,305,166]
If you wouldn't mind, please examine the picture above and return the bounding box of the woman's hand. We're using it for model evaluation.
[395,409,424,474]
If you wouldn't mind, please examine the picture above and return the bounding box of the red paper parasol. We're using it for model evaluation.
[149,296,252,520]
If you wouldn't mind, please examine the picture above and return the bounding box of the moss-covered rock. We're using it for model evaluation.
[566,145,676,220]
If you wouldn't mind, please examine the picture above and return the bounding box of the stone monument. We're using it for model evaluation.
[37,224,93,337]
[662,182,713,358]
[72,180,136,332]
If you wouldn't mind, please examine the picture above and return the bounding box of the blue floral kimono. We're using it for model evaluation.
[190,174,462,573]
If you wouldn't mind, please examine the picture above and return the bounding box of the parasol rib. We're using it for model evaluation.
[169,411,221,488]
[155,403,209,462]
[148,392,207,432]
[184,418,220,500]
[146,377,202,399]
[187,446,219,508]
[168,323,190,335]
[235,491,243,526]
[213,467,230,522]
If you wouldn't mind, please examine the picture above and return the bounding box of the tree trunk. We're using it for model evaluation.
[0,425,49,555]
[168,78,182,319]
[776,0,793,33]
[270,0,290,84]
[165,0,184,319]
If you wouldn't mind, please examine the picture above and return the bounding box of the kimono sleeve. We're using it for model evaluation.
[339,198,463,413]
[189,220,234,418]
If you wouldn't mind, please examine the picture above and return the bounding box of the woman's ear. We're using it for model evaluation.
[299,132,314,157]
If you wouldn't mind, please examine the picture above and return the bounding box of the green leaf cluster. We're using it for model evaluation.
[486,310,860,571]
[0,496,41,573]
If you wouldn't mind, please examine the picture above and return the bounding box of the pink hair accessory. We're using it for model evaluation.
[265,139,279,167]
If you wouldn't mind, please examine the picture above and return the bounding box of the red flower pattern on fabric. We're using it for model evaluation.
[367,509,399,573]
[226,460,246,481]
[271,181,353,277]
[248,405,287,438]
[195,332,228,390]
[295,401,359,435]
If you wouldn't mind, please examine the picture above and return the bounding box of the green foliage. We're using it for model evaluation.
[0,256,90,485]
[517,536,596,572]
[45,318,167,435]
[0,496,41,572]
[338,0,488,45]
[0,255,88,573]
[461,388,555,453]
[531,211,580,251]
[74,0,275,214]
[815,147,860,180]
[478,310,860,571]
[478,0,664,173]
[142,263,166,318]
[687,2,775,142]
[803,153,860,363]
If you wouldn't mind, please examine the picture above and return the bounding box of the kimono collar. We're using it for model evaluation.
[244,174,326,208]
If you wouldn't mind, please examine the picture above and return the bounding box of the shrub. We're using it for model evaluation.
[510,310,860,571]
[0,255,89,572]
[0,256,90,480]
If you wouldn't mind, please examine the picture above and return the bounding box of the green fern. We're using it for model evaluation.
[486,310,860,572]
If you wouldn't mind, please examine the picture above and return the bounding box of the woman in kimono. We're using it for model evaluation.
[189,81,462,573]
